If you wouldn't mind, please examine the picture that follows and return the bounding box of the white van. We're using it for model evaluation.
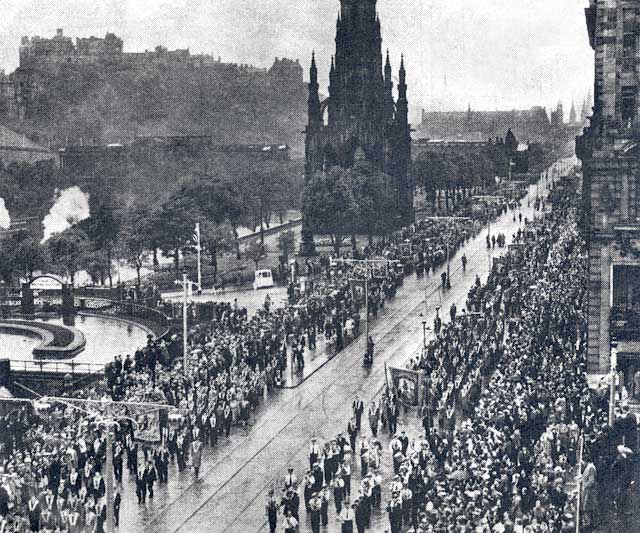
[253,269,274,290]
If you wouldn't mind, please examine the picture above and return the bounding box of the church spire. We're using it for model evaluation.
[310,51,317,83]
[569,100,577,124]
[308,51,322,127]
[397,54,408,125]
[384,49,392,82]
[398,55,407,99]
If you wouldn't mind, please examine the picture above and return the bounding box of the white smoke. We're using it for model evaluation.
[41,186,91,242]
[0,198,9,230]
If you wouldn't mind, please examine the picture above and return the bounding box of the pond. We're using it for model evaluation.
[0,314,151,370]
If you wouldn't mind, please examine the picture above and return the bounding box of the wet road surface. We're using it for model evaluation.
[116,182,548,533]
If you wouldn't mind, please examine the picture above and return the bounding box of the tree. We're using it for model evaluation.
[13,235,49,281]
[350,162,396,245]
[151,194,200,277]
[46,226,91,286]
[79,187,121,287]
[199,220,235,284]
[0,238,17,284]
[178,175,242,225]
[118,209,151,287]
[244,238,267,269]
[84,247,111,285]
[277,230,296,261]
[303,167,359,255]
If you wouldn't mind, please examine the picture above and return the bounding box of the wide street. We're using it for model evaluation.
[111,179,549,533]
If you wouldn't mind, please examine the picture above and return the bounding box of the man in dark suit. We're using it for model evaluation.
[352,397,364,432]
[136,465,148,504]
[0,483,9,517]
[398,430,409,454]
[347,418,358,452]
[386,492,403,533]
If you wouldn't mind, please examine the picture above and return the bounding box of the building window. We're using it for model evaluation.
[621,87,636,125]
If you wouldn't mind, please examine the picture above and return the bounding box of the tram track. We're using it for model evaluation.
[166,217,511,532]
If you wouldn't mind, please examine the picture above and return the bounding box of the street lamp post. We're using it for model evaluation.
[6,395,167,533]
[364,258,369,351]
[183,270,188,373]
[104,423,115,533]
[446,240,451,288]
[609,342,618,426]
[195,222,202,295]
[175,269,190,374]
[422,320,427,349]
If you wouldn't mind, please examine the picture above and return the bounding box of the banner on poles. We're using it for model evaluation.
[388,367,426,408]
[371,261,389,279]
[349,278,366,306]
[399,243,413,258]
[133,408,162,444]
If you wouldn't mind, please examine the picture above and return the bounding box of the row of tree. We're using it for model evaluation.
[0,153,305,287]
[303,162,398,254]
[412,145,509,210]
[0,164,300,285]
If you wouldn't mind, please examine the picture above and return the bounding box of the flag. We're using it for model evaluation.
[349,278,366,306]
[133,408,162,444]
[192,223,202,251]
[388,367,426,407]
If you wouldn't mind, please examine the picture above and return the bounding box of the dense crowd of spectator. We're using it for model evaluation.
[263,178,637,533]
[0,179,615,533]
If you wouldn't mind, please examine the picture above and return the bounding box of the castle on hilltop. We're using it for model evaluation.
[0,29,308,151]
[17,28,302,77]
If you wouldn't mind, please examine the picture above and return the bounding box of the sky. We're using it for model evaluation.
[0,0,594,118]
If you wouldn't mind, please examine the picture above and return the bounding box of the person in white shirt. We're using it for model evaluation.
[284,467,297,490]
[339,500,354,533]
[309,438,320,470]
[282,510,298,533]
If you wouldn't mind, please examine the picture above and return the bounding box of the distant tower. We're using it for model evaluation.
[569,100,577,124]
[551,101,564,128]
[581,89,592,124]
[300,0,413,255]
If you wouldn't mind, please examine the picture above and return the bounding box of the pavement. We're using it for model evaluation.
[161,286,288,314]
[114,179,550,533]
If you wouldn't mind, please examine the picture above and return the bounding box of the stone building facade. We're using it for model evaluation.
[300,0,413,254]
[417,106,553,143]
[577,0,640,399]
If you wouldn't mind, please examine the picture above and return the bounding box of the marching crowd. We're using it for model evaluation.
[263,181,639,533]
[0,212,449,532]
[1,175,629,533]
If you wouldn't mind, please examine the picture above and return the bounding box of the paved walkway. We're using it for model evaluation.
[114,181,548,533]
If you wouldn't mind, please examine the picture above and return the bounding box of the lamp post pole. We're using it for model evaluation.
[4,395,167,533]
[105,424,115,533]
[195,222,202,295]
[364,259,369,349]
[609,342,618,426]
[446,240,450,287]
[183,270,188,373]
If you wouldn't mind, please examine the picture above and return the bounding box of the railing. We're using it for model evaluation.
[9,359,105,375]
[76,298,170,338]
